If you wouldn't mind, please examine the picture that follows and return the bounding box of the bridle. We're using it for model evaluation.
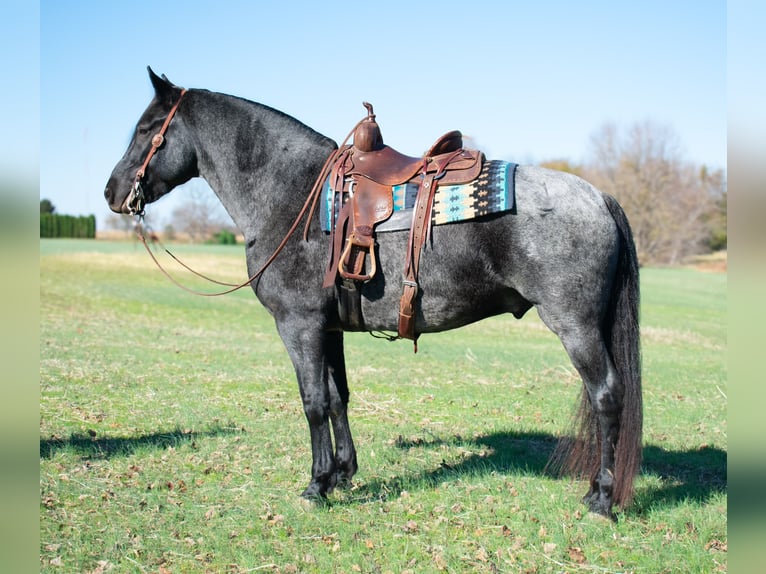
[125,89,188,216]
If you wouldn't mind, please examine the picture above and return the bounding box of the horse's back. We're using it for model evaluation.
[355,165,619,333]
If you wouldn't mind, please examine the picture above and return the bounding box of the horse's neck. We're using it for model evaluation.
[191,92,334,239]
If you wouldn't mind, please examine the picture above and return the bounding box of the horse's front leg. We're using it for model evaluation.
[277,320,337,498]
[325,330,358,488]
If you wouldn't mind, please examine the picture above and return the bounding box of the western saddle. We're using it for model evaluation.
[321,103,484,350]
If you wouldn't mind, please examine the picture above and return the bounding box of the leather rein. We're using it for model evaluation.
[131,88,357,297]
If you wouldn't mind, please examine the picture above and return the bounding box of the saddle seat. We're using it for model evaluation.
[323,102,485,349]
[349,130,465,186]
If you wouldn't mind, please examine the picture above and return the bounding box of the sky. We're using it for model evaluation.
[39,0,728,228]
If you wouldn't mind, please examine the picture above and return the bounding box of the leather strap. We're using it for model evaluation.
[338,278,365,330]
[136,89,187,181]
[397,149,464,349]
[398,171,438,351]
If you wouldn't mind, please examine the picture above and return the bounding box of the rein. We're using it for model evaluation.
[134,162,320,296]
[135,219,262,296]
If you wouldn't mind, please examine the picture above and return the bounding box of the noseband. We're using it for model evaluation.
[126,88,187,215]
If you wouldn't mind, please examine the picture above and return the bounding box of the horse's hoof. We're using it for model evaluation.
[334,474,354,491]
[584,500,617,522]
[300,484,327,500]
[298,491,332,511]
[301,485,327,500]
[583,492,617,522]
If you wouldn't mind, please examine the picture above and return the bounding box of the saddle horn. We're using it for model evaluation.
[353,102,384,152]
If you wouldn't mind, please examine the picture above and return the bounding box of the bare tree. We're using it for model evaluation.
[104,213,137,237]
[170,182,236,242]
[104,211,163,239]
[585,121,724,265]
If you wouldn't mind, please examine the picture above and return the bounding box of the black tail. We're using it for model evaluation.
[548,193,643,508]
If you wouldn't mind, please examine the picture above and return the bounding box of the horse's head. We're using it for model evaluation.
[104,67,198,215]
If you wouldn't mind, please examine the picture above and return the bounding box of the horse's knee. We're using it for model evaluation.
[302,399,330,426]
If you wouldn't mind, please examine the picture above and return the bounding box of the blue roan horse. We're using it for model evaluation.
[105,68,642,520]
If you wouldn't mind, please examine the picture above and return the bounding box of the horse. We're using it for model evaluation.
[104,68,642,520]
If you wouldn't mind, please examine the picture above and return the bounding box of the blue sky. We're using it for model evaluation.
[40,0,727,227]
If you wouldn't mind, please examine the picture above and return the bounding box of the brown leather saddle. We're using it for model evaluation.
[323,103,484,348]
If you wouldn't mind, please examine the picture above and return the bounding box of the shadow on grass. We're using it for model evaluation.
[347,430,727,514]
[39,424,243,460]
[41,425,726,514]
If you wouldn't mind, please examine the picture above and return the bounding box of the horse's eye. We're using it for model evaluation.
[138,127,150,136]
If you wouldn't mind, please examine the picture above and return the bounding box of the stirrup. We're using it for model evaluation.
[338,236,377,282]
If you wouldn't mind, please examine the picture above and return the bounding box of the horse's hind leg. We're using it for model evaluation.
[541,311,623,519]
[567,329,623,518]
[324,331,358,488]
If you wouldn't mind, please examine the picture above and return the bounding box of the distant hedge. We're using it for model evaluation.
[210,230,237,245]
[40,214,97,238]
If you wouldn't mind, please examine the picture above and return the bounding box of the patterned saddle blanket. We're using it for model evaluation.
[320,160,517,234]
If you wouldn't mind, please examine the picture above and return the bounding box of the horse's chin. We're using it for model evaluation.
[104,197,132,215]
[109,200,130,215]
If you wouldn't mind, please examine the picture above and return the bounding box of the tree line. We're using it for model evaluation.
[40,200,96,239]
[542,120,726,266]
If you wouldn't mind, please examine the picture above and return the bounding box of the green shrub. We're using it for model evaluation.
[211,229,237,245]
[40,214,96,238]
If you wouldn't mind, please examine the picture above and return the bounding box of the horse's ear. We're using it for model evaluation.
[147,66,180,106]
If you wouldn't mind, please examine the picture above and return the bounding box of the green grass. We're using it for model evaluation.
[40,240,727,573]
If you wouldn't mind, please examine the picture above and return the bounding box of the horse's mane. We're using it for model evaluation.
[200,89,337,149]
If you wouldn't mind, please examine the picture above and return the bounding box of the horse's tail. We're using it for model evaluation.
[548,193,643,508]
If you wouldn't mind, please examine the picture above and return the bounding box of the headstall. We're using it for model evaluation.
[126,89,187,215]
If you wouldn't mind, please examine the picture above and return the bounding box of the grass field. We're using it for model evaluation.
[40,239,727,573]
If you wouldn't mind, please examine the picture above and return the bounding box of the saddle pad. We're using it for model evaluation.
[320,160,516,233]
